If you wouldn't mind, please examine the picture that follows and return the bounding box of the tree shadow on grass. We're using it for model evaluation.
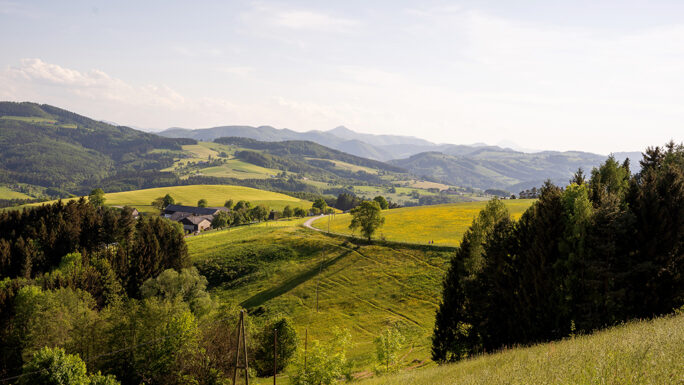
[240,250,352,309]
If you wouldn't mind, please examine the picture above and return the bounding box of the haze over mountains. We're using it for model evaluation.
[0,101,644,196]
[159,124,641,191]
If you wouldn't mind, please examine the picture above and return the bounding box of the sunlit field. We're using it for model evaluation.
[357,313,684,385]
[187,223,455,373]
[10,185,311,213]
[312,200,535,245]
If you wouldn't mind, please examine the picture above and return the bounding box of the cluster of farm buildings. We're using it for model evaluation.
[161,204,229,233]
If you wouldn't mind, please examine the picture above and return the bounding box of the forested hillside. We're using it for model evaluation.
[390,149,626,191]
[0,102,194,196]
[214,137,405,173]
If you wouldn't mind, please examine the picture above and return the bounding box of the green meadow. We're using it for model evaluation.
[9,185,311,213]
[357,313,684,385]
[0,186,32,200]
[312,200,535,245]
[187,223,455,372]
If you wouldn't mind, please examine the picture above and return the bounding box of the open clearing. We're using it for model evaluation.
[312,199,535,245]
[0,186,32,200]
[357,313,684,385]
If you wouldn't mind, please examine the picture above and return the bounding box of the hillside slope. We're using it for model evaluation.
[187,224,455,369]
[358,313,684,384]
[0,102,193,194]
[312,200,535,245]
[390,149,621,191]
[158,124,434,160]
[10,184,311,213]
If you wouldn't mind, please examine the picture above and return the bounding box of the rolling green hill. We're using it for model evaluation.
[187,223,455,371]
[312,200,535,245]
[357,313,684,384]
[0,102,194,195]
[10,184,311,213]
[389,150,613,192]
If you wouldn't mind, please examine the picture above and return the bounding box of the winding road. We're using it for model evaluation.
[303,214,327,231]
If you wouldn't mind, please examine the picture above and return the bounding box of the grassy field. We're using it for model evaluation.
[187,223,455,373]
[306,158,380,174]
[357,313,684,385]
[0,115,77,128]
[8,185,311,213]
[312,200,535,245]
[163,142,283,180]
[198,159,282,179]
[0,186,32,200]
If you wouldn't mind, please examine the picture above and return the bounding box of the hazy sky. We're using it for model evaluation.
[1,0,683,154]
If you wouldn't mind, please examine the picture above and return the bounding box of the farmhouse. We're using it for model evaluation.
[162,204,229,233]
[180,215,212,232]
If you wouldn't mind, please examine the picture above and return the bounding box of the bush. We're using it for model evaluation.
[19,346,120,385]
[289,328,352,385]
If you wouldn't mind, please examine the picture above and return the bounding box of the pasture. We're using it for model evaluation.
[357,313,684,385]
[187,224,455,371]
[8,185,311,213]
[312,199,535,245]
[100,185,311,213]
[163,142,283,179]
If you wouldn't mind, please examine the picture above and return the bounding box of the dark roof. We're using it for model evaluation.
[169,211,192,221]
[181,215,213,225]
[164,204,228,216]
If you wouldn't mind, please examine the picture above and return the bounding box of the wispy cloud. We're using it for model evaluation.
[240,3,360,35]
[218,66,255,77]
[5,58,184,107]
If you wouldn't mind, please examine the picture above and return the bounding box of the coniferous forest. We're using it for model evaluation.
[432,142,683,362]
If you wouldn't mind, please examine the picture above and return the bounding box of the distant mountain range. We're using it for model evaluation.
[0,101,645,196]
[159,125,440,161]
[159,124,642,191]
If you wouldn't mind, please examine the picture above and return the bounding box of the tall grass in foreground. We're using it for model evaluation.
[358,314,684,385]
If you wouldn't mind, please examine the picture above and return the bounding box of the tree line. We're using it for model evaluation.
[432,142,683,362]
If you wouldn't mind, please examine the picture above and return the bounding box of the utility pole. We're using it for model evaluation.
[273,328,278,385]
[232,310,249,385]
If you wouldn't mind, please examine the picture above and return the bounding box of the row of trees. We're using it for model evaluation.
[432,142,684,362]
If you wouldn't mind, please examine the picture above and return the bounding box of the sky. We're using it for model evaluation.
[1,0,683,154]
